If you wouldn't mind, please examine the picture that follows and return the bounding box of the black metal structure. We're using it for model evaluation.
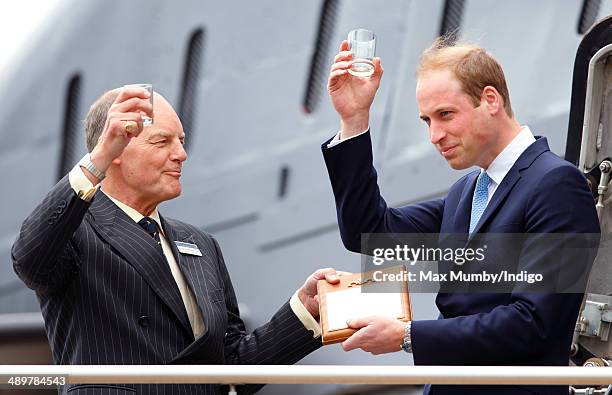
[565,15,612,166]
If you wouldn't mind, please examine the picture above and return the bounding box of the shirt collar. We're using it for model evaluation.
[483,126,536,186]
[104,193,164,236]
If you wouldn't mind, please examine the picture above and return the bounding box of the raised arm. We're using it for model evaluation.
[12,87,153,294]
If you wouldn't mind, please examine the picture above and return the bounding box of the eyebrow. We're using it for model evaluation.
[146,131,185,141]
[420,105,454,120]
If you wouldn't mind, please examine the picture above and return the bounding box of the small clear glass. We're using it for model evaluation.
[124,83,153,125]
[348,29,376,77]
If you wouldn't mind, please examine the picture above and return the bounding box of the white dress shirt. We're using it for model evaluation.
[481,126,536,203]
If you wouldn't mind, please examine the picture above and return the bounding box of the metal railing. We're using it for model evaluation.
[1,365,612,386]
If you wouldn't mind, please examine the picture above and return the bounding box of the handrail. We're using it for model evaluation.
[0,312,45,337]
[1,365,611,386]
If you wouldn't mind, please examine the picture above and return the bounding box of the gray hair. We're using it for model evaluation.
[84,89,120,152]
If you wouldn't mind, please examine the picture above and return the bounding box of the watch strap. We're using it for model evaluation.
[80,153,105,181]
[401,321,412,353]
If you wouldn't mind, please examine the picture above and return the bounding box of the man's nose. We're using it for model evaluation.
[429,125,446,145]
[172,142,188,162]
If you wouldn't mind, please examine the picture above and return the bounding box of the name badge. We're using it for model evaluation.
[174,241,203,256]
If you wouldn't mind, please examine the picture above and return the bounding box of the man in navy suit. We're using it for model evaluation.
[12,86,339,394]
[322,37,600,394]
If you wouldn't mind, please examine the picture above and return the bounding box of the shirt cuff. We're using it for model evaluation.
[68,156,99,202]
[289,291,321,338]
[326,128,369,148]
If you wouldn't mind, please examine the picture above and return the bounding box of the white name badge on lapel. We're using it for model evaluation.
[174,241,203,256]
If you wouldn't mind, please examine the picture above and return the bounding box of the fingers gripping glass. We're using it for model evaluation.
[348,29,376,77]
[123,83,153,125]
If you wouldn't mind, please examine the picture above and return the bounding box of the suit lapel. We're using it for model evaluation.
[161,216,214,334]
[469,168,521,237]
[88,192,192,336]
[468,136,550,238]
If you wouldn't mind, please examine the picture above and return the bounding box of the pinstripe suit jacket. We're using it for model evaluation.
[12,176,321,395]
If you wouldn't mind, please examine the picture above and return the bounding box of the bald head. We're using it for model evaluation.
[84,88,174,152]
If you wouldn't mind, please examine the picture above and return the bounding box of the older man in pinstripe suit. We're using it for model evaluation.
[12,86,337,395]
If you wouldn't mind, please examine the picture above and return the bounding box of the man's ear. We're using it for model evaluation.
[482,86,502,115]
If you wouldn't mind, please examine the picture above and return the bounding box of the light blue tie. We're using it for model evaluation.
[469,171,491,234]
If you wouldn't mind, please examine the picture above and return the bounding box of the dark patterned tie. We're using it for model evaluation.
[138,217,163,253]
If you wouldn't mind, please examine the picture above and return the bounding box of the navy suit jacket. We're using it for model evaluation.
[322,131,600,395]
[12,177,321,395]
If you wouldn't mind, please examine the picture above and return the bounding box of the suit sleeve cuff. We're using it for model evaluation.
[326,128,370,148]
[289,291,321,338]
[68,158,99,202]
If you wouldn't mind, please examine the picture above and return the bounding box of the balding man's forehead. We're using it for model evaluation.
[145,128,185,140]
